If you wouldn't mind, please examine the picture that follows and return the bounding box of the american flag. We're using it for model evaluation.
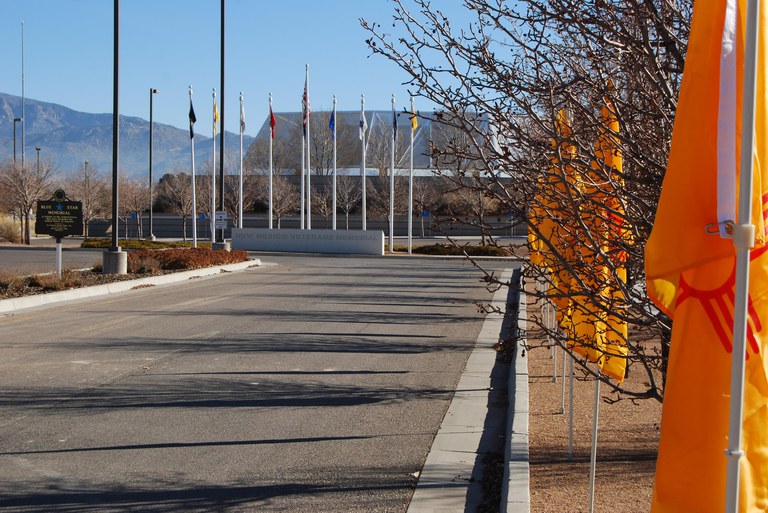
[302,75,310,137]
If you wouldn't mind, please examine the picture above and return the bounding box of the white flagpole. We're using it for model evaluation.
[301,129,305,229]
[568,355,574,460]
[588,374,601,513]
[390,94,396,253]
[306,65,311,230]
[560,337,567,414]
[21,21,25,169]
[269,93,274,230]
[211,88,217,242]
[361,95,367,231]
[190,86,198,248]
[726,1,760,511]
[408,96,415,254]
[332,95,337,230]
[238,91,244,229]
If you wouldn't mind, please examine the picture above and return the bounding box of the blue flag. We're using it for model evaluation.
[393,110,398,141]
[329,110,335,140]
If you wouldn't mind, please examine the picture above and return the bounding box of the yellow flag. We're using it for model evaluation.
[646,1,768,511]
[595,95,628,383]
[555,110,607,365]
[411,107,418,132]
[213,100,220,137]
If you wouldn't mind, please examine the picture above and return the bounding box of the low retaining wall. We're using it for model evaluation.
[231,228,384,255]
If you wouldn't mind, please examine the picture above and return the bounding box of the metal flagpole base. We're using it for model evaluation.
[102,248,127,275]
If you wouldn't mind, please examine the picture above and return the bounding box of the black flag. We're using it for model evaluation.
[189,99,197,139]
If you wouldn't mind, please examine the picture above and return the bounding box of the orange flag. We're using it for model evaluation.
[539,112,579,333]
[594,95,628,383]
[646,1,768,511]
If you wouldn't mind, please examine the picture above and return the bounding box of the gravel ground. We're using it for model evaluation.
[526,299,662,513]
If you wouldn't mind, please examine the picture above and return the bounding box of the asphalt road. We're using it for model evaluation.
[0,244,105,275]
[0,253,510,512]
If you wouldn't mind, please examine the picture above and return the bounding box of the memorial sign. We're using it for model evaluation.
[35,189,83,240]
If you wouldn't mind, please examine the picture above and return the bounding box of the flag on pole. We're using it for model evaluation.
[359,110,368,141]
[594,93,628,384]
[329,109,335,139]
[269,106,277,139]
[393,108,398,141]
[646,1,768,511]
[302,73,310,137]
[547,110,606,364]
[213,98,219,137]
[240,97,245,133]
[188,98,197,139]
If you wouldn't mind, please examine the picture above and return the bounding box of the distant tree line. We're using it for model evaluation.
[0,113,510,243]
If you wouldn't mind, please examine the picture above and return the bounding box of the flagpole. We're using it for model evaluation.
[21,21,25,170]
[269,93,274,230]
[361,94,367,231]
[408,96,415,254]
[568,355,574,460]
[212,88,217,242]
[390,94,396,253]
[301,128,305,230]
[560,343,567,414]
[726,1,760,511]
[189,86,198,248]
[332,95,337,230]
[306,64,311,230]
[238,91,244,229]
[588,374,601,513]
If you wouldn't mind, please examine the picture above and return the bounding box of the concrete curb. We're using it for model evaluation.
[407,268,521,513]
[503,269,530,512]
[0,259,262,314]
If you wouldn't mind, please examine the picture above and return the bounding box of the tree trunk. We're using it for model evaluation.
[24,209,31,245]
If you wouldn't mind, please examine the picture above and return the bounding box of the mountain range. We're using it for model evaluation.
[0,92,253,180]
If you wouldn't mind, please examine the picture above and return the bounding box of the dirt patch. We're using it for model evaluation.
[527,310,661,512]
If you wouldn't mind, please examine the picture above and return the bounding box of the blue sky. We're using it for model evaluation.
[0,0,468,136]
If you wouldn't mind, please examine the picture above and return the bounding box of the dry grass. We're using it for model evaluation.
[0,217,21,243]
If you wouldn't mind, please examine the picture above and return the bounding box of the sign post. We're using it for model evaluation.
[35,189,83,278]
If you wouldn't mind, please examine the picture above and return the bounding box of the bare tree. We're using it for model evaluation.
[251,172,299,229]
[336,175,362,230]
[412,177,445,237]
[362,0,692,400]
[156,171,194,241]
[0,159,55,244]
[64,161,109,237]
[311,185,335,228]
[119,176,149,239]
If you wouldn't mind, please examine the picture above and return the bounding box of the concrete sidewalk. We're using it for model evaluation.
[407,268,530,512]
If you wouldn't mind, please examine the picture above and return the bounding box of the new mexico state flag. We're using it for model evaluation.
[646,0,768,511]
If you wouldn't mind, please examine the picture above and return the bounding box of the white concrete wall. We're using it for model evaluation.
[231,228,384,255]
